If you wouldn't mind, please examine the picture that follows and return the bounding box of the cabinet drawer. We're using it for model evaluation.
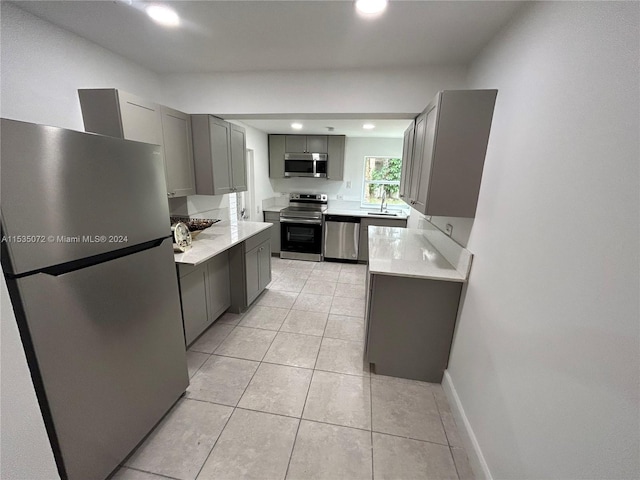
[244,227,272,252]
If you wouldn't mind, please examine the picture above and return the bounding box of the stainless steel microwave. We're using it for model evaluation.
[284,153,328,178]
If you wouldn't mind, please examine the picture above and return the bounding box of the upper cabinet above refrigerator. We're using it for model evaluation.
[78,88,196,198]
[400,89,498,218]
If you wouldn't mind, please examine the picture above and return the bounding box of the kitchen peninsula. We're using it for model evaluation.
[174,220,272,345]
[365,223,472,383]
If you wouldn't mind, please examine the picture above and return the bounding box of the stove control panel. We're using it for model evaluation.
[290,193,328,202]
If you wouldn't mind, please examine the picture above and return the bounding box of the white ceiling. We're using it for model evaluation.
[235,117,413,137]
[12,0,523,137]
[13,0,524,74]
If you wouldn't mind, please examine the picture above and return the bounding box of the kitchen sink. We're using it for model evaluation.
[368,212,399,217]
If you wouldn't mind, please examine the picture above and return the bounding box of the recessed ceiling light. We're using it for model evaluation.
[145,4,180,27]
[291,123,303,130]
[363,123,376,130]
[355,0,388,15]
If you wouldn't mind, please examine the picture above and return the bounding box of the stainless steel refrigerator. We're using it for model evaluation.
[1,119,189,480]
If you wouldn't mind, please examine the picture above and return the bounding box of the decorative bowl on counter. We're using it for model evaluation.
[169,216,220,232]
[171,222,192,252]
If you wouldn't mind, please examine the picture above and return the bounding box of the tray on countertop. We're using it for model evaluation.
[170,216,221,232]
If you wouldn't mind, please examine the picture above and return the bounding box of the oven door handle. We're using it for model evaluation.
[280,217,322,225]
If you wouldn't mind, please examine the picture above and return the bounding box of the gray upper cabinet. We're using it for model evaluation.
[191,115,247,195]
[285,135,328,153]
[161,106,196,197]
[268,135,286,178]
[78,89,195,198]
[285,135,307,153]
[305,135,328,153]
[398,122,415,201]
[404,90,497,217]
[408,111,427,210]
[269,134,344,179]
[327,135,345,181]
[230,124,248,192]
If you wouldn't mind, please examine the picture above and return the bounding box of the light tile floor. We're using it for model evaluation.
[114,258,475,480]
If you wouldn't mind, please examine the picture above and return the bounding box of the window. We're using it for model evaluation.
[361,156,403,208]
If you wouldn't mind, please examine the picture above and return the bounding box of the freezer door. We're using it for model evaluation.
[1,119,170,275]
[12,238,188,480]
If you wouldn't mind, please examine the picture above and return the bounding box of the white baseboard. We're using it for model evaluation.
[442,370,493,480]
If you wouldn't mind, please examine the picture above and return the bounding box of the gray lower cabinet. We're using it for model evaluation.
[178,252,231,346]
[358,218,407,262]
[365,273,462,383]
[401,89,497,217]
[191,115,247,195]
[78,89,196,198]
[263,211,281,254]
[178,264,209,347]
[206,252,232,322]
[229,227,272,313]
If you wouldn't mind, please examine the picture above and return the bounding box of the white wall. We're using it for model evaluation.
[1,278,60,479]
[0,3,162,131]
[446,2,640,479]
[270,137,403,201]
[233,121,274,218]
[163,68,464,214]
[162,67,467,116]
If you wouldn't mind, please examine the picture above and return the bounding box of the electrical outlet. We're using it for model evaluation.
[257,205,261,215]
[445,223,453,236]
[346,181,352,189]
[337,194,344,200]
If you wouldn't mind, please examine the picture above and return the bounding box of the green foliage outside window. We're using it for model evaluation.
[363,157,404,206]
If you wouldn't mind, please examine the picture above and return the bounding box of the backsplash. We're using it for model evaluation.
[168,194,230,221]
[406,207,474,248]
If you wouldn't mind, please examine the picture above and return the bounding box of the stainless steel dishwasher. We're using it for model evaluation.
[324,215,361,261]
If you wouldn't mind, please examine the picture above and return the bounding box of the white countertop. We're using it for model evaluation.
[324,207,409,220]
[263,205,286,213]
[367,226,472,282]
[174,220,272,266]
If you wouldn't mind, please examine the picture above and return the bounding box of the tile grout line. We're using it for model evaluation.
[185,261,372,480]
[282,268,315,480]
[370,365,375,480]
[192,287,285,480]
[191,398,235,480]
[177,396,456,449]
[122,465,182,480]
[433,390,461,480]
[192,308,279,480]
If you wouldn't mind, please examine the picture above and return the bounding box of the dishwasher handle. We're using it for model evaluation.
[325,215,361,223]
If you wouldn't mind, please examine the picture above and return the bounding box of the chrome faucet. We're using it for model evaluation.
[380,189,387,212]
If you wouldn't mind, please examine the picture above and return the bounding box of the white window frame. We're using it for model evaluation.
[360,156,403,210]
